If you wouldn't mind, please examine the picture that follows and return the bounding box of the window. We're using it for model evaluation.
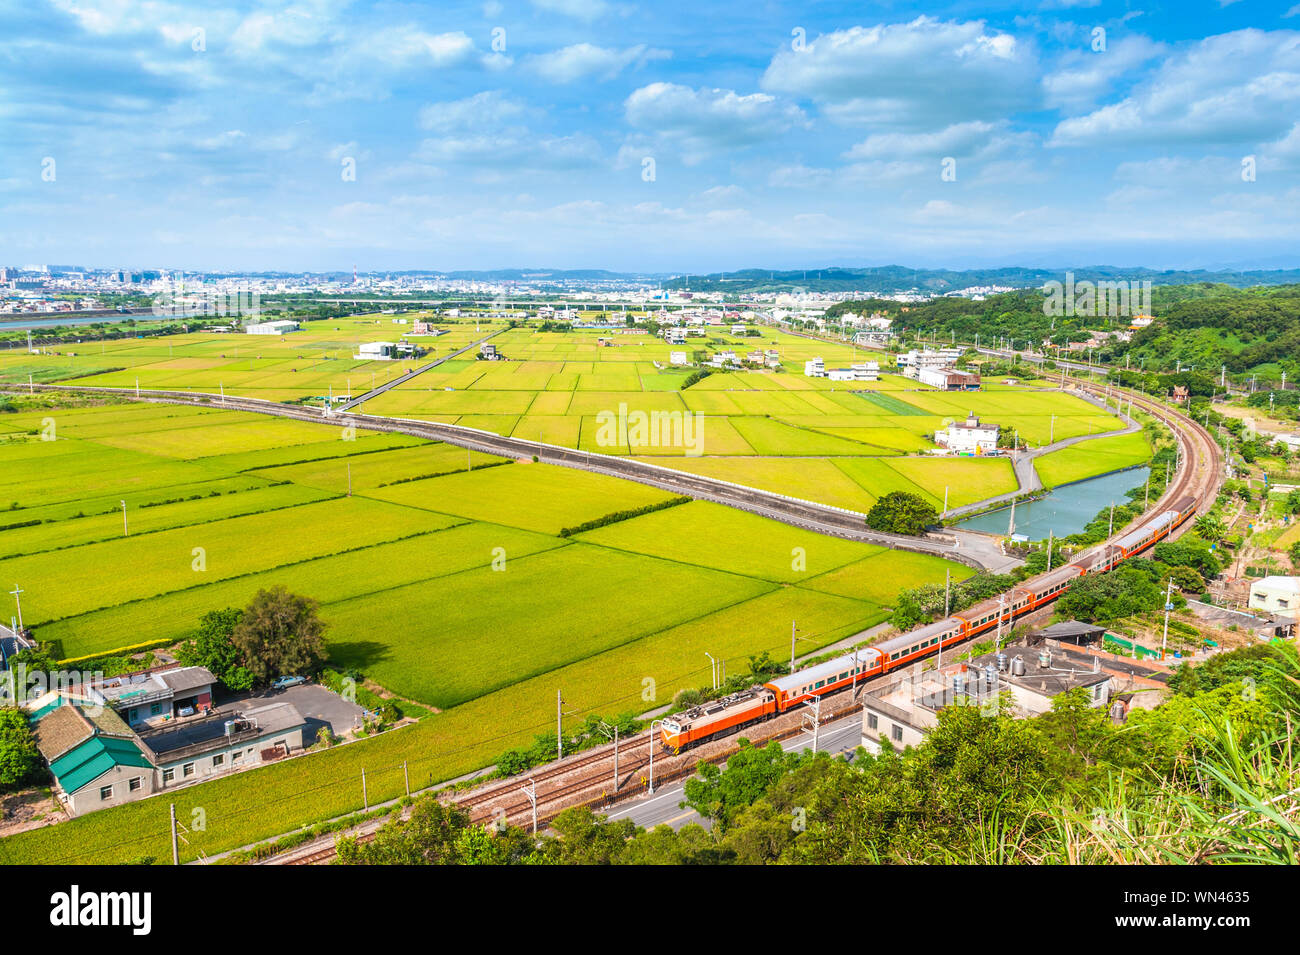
[212,754,224,768]
[891,725,904,742]
[128,777,142,792]
[150,702,162,716]
[182,762,195,778]
[232,750,243,764]
[99,784,113,801]
[867,713,878,730]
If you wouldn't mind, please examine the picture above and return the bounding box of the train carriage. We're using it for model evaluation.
[874,617,964,673]
[1113,508,1179,558]
[953,592,1026,638]
[1012,563,1084,611]
[765,647,883,711]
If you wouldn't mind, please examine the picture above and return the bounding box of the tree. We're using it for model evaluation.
[176,608,254,691]
[1290,540,1300,568]
[0,708,43,790]
[865,491,938,536]
[337,796,470,864]
[682,739,806,830]
[1164,564,1206,593]
[230,586,327,682]
[1193,513,1226,544]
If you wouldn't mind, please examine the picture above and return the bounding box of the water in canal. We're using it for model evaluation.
[956,466,1151,540]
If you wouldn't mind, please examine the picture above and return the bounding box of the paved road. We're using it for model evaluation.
[606,709,865,831]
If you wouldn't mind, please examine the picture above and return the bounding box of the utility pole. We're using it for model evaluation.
[790,621,799,674]
[556,691,564,761]
[1046,530,1054,572]
[1161,579,1175,660]
[995,594,1006,652]
[705,652,717,690]
[120,500,128,536]
[170,803,179,866]
[403,760,410,796]
[361,768,368,810]
[1049,414,1055,443]
[801,696,822,753]
[9,585,23,632]
[1108,502,1115,537]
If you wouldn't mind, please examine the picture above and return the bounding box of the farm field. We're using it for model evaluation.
[0,317,1138,507]
[0,323,1143,865]
[1033,430,1153,488]
[0,392,955,699]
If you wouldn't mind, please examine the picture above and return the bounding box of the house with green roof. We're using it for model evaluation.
[31,702,156,816]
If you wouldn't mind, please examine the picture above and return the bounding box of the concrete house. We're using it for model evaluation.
[1249,576,1300,616]
[31,703,156,817]
[936,412,1000,454]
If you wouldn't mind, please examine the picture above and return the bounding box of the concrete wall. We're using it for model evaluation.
[67,763,155,818]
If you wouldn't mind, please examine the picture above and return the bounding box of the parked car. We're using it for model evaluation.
[271,675,308,691]
[176,705,196,717]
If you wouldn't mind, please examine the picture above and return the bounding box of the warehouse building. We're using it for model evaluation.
[243,319,300,335]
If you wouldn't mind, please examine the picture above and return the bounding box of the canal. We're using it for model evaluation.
[955,466,1151,540]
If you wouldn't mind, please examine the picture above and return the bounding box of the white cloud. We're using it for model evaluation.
[762,18,1038,127]
[523,43,668,83]
[1042,35,1166,110]
[844,121,1015,160]
[419,91,528,132]
[624,82,807,163]
[1050,28,1300,147]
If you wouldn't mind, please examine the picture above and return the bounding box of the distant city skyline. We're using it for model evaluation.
[4,1,1300,271]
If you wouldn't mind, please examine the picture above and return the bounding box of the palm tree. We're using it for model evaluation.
[1194,513,1226,543]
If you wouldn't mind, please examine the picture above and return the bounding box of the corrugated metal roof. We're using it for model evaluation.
[49,736,152,795]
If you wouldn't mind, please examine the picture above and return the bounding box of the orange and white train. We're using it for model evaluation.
[659,494,1198,753]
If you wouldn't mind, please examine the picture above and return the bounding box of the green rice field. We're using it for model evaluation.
[0,313,1142,864]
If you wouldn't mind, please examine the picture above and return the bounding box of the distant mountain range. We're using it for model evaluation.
[657,266,1300,294]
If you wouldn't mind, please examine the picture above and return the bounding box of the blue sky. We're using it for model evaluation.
[2,0,1299,272]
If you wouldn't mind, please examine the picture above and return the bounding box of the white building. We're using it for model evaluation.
[936,412,999,454]
[1249,577,1300,616]
[898,348,960,378]
[852,361,879,381]
[664,327,686,345]
[669,350,689,366]
[828,368,855,381]
[244,319,300,335]
[356,342,398,360]
[803,357,825,378]
[731,324,747,336]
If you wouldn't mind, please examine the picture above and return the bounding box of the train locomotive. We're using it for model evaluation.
[659,494,1198,753]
